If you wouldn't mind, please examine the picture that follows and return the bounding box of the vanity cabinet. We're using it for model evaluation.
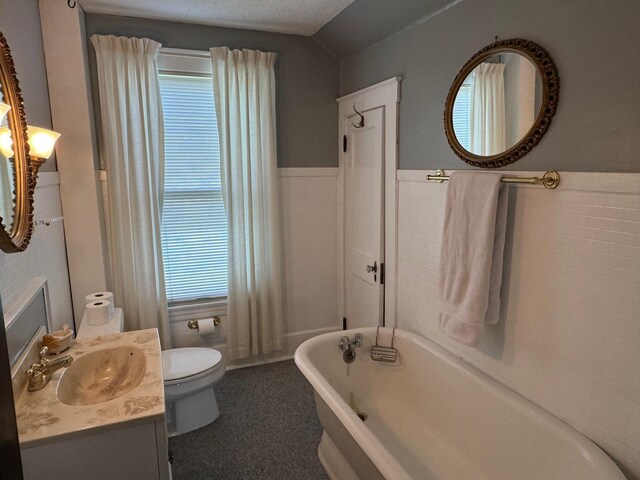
[21,418,170,480]
[12,328,170,480]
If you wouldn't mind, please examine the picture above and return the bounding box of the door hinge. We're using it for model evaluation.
[380,262,385,285]
[343,317,347,330]
[343,135,347,152]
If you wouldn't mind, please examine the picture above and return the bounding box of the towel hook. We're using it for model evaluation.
[67,0,77,8]
[351,104,365,129]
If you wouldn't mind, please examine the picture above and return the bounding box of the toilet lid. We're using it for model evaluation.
[162,348,222,382]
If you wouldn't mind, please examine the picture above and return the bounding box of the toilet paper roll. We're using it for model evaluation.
[86,300,111,326]
[85,292,115,315]
[198,317,216,336]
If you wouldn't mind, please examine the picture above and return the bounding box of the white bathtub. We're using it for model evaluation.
[294,328,625,480]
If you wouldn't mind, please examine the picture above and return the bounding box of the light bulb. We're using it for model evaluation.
[0,102,10,125]
[26,126,61,159]
[0,126,13,158]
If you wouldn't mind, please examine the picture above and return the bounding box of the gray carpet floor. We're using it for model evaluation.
[168,360,329,480]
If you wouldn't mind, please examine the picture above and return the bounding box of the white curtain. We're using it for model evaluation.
[210,47,284,360]
[470,63,506,156]
[91,35,171,349]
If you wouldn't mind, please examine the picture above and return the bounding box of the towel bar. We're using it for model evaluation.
[426,169,560,189]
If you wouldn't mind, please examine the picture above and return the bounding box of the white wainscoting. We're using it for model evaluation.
[395,170,640,477]
[169,168,341,366]
[0,173,73,331]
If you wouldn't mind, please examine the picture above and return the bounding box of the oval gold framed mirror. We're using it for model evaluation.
[0,31,35,253]
[444,38,559,168]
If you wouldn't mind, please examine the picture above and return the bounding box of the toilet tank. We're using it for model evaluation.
[76,308,124,339]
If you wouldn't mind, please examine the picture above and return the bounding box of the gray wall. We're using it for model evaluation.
[313,0,454,58]
[84,13,340,168]
[0,0,56,171]
[339,0,640,172]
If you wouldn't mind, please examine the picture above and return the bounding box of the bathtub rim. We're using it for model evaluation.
[294,327,625,480]
[295,328,412,480]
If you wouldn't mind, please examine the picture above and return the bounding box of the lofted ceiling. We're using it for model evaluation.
[313,0,463,58]
[78,0,356,36]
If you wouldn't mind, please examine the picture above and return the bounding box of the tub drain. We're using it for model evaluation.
[349,393,368,422]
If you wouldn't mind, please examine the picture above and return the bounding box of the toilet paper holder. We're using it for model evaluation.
[188,317,221,330]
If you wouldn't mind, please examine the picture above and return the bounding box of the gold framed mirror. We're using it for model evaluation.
[444,38,559,168]
[0,31,35,253]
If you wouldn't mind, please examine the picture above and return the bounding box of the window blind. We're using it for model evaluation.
[159,73,227,303]
[452,81,472,151]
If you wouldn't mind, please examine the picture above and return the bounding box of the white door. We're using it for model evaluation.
[343,106,385,329]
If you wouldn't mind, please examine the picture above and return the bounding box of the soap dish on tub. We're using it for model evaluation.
[370,327,398,363]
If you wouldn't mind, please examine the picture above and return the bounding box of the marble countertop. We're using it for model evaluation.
[14,329,165,448]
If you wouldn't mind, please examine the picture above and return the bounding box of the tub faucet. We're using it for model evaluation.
[339,333,363,364]
[26,346,73,392]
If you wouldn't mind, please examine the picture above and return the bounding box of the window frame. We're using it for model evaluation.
[158,48,213,77]
[158,48,228,319]
[451,75,473,152]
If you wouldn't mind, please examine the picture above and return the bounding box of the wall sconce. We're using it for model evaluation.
[26,126,61,175]
[0,102,10,124]
[0,124,60,174]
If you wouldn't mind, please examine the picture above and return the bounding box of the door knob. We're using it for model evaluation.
[366,261,377,274]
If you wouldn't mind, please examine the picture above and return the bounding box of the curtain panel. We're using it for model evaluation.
[210,47,284,360]
[91,34,171,349]
[470,62,506,156]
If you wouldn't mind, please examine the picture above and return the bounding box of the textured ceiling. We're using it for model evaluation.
[78,0,355,36]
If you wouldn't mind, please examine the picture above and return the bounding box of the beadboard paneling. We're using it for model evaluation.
[0,174,73,331]
[396,171,640,476]
[279,168,340,334]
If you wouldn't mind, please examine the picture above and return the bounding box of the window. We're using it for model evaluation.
[159,61,227,304]
[452,76,472,151]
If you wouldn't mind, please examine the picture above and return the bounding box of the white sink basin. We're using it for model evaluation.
[14,329,164,449]
[57,346,147,406]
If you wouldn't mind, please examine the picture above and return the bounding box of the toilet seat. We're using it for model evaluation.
[162,347,223,385]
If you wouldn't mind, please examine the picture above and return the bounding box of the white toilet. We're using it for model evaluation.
[161,347,224,436]
[77,310,225,436]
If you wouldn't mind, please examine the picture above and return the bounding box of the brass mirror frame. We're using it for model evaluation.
[0,31,35,253]
[444,38,559,169]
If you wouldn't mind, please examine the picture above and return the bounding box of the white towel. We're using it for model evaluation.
[439,171,509,346]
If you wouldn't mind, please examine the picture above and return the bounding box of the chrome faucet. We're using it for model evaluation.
[338,333,364,364]
[26,346,73,391]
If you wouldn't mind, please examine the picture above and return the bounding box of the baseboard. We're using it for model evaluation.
[171,325,340,370]
[227,326,339,370]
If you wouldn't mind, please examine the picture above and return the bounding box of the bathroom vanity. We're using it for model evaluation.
[12,328,170,480]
